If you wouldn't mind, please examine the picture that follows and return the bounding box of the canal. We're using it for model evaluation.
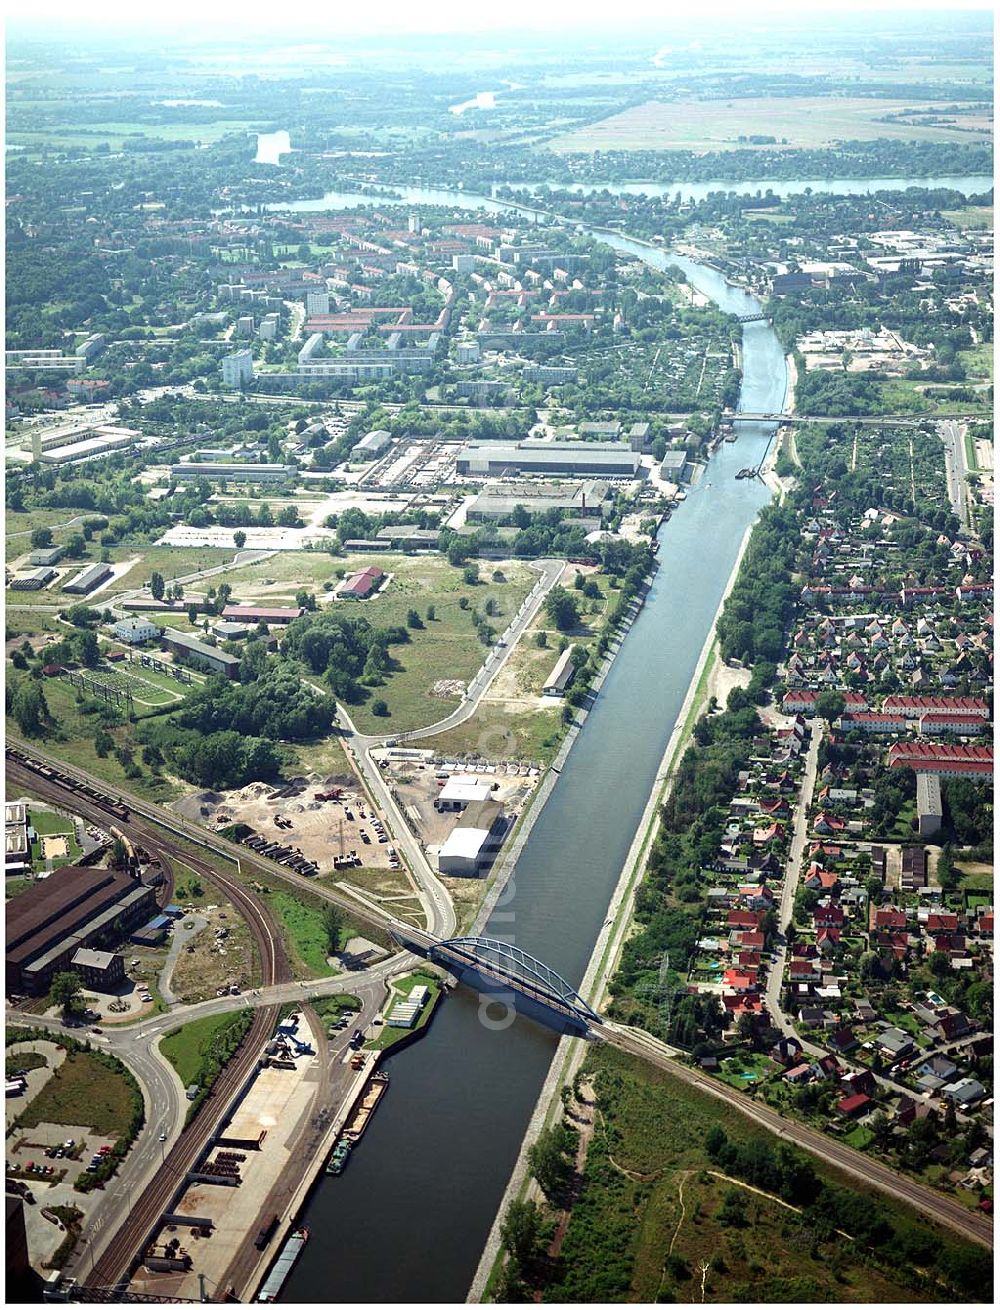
[282,227,781,1304]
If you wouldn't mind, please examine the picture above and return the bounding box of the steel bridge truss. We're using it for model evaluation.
[436,936,602,1024]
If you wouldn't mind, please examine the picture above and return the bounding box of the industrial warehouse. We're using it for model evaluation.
[5,865,157,994]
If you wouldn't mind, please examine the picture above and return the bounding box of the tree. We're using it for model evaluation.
[425,604,436,622]
[406,608,423,629]
[534,630,547,648]
[110,837,129,868]
[815,690,846,724]
[371,699,389,717]
[30,527,53,549]
[11,681,48,737]
[94,730,114,757]
[234,530,247,549]
[499,1199,547,1272]
[50,971,84,1019]
[323,905,344,954]
[544,586,580,633]
[149,571,165,602]
[528,1122,577,1203]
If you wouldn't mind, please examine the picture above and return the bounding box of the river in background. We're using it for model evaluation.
[262,175,991,213]
[281,210,780,1302]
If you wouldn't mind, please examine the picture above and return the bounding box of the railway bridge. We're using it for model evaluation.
[392,928,602,1035]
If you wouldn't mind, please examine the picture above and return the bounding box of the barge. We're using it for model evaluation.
[257,1227,308,1303]
[325,1070,389,1176]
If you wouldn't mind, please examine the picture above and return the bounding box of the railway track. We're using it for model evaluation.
[85,1001,281,1291]
[5,751,296,1293]
[6,740,397,938]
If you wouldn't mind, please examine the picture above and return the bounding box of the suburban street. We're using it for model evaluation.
[765,721,821,1033]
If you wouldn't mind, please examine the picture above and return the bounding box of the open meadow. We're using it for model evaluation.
[547,96,993,152]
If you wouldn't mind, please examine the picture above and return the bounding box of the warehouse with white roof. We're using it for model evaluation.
[437,800,506,877]
[434,776,494,813]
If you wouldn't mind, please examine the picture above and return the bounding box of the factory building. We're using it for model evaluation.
[456,442,641,478]
[434,777,494,813]
[6,865,157,994]
[466,480,609,523]
[221,604,304,626]
[63,562,113,595]
[543,645,579,697]
[351,429,392,459]
[9,567,57,591]
[170,463,295,484]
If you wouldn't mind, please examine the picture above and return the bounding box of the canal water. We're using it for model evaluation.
[282,223,780,1302]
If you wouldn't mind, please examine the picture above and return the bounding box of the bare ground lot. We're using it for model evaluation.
[547,96,993,152]
[173,774,398,875]
[378,756,537,853]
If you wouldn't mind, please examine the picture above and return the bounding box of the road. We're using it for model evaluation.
[764,721,821,1032]
[597,1021,993,1250]
[333,555,564,937]
[941,418,972,530]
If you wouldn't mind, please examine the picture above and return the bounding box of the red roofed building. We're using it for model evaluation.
[918,712,987,735]
[837,1093,872,1117]
[874,907,907,931]
[882,695,990,720]
[887,742,993,778]
[728,910,764,930]
[782,690,818,714]
[337,566,386,600]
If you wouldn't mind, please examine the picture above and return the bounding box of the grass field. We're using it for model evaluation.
[7,120,258,150]
[13,1049,134,1137]
[108,546,237,593]
[28,807,83,868]
[266,889,342,978]
[223,551,537,734]
[160,1012,247,1088]
[6,678,182,803]
[547,96,993,152]
[546,1043,989,1303]
[941,205,994,229]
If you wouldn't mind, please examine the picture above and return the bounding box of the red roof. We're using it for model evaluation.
[887,742,993,774]
[837,1093,871,1116]
[221,605,304,623]
[882,695,989,717]
[339,566,386,598]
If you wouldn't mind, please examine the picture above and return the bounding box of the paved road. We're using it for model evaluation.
[941,419,972,530]
[765,722,821,1031]
[334,555,564,937]
[597,1021,993,1249]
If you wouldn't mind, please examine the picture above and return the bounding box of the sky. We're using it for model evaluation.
[5,0,995,37]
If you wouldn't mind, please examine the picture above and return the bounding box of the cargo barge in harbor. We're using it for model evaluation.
[325,1070,389,1175]
[257,1227,309,1303]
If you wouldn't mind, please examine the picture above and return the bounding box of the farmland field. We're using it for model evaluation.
[546,97,993,153]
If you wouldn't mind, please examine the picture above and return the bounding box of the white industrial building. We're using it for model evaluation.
[351,429,392,459]
[434,776,494,813]
[113,618,161,645]
[437,800,506,877]
[543,645,578,697]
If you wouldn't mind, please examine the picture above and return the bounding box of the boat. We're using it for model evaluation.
[342,1070,389,1143]
[325,1139,352,1175]
[257,1227,309,1302]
